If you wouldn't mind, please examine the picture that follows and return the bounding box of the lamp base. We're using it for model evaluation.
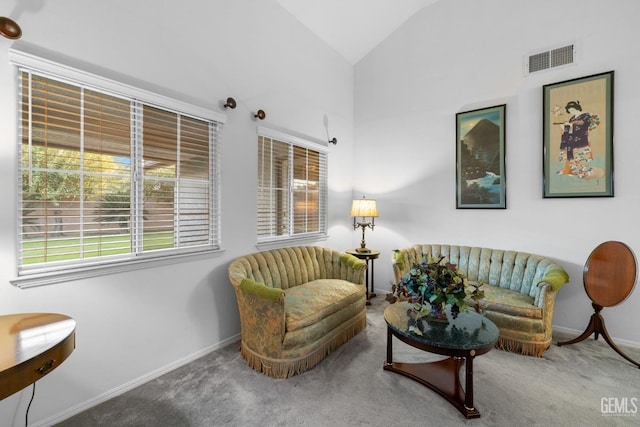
[355,247,372,253]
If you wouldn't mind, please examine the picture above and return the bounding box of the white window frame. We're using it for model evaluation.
[9,49,226,288]
[256,126,328,248]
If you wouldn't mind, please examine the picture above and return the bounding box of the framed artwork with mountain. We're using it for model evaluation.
[542,71,614,198]
[456,104,506,209]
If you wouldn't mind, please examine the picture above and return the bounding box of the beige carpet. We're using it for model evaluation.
[57,295,640,426]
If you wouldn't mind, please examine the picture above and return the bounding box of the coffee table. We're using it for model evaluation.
[383,301,499,419]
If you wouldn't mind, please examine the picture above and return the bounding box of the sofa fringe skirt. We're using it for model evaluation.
[240,313,366,379]
[495,336,550,358]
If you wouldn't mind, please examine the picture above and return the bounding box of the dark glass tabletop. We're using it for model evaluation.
[384,301,499,353]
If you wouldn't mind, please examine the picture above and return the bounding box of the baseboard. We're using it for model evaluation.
[552,325,640,349]
[32,333,241,427]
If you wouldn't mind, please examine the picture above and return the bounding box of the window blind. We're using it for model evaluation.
[257,133,327,242]
[16,66,223,276]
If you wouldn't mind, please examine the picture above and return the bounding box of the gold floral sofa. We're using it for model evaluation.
[392,244,570,357]
[228,246,367,378]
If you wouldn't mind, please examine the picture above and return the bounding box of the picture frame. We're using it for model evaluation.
[456,104,506,209]
[543,71,614,198]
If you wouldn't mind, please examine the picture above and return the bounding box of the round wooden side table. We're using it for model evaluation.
[557,241,639,368]
[0,313,76,399]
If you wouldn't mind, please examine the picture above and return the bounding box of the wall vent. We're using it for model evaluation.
[525,43,577,75]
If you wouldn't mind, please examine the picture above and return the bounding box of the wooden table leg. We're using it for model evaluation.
[464,354,475,412]
[365,260,371,306]
[557,303,640,368]
[369,258,376,298]
[386,326,393,366]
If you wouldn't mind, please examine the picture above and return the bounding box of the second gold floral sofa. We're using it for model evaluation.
[392,244,570,357]
[228,246,367,378]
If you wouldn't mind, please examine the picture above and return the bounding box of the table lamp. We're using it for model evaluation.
[350,197,378,253]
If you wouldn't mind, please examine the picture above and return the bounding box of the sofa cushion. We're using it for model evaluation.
[285,279,365,332]
[469,283,542,320]
[283,301,365,353]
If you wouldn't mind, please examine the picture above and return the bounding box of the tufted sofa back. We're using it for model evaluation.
[229,246,365,290]
[393,244,565,298]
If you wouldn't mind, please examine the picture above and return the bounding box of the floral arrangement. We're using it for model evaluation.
[392,255,484,320]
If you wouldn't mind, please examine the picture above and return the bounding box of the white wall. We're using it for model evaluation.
[0,0,355,425]
[354,0,640,346]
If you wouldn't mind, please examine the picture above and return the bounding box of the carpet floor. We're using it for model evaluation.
[57,295,640,426]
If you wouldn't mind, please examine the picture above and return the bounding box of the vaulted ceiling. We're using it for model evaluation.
[276,0,440,64]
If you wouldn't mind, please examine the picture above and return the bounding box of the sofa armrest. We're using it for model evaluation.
[239,278,284,301]
[533,282,550,308]
[391,249,407,284]
[234,278,286,358]
[533,267,569,306]
[539,268,570,292]
[339,254,367,285]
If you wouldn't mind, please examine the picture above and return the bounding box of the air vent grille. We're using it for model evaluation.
[529,52,550,73]
[526,44,575,74]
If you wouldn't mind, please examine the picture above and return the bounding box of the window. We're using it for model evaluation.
[11,50,225,283]
[257,128,328,243]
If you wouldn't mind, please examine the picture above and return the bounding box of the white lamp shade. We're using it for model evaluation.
[350,198,378,218]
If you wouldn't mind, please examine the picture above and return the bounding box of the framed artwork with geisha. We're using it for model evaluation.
[543,71,614,198]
